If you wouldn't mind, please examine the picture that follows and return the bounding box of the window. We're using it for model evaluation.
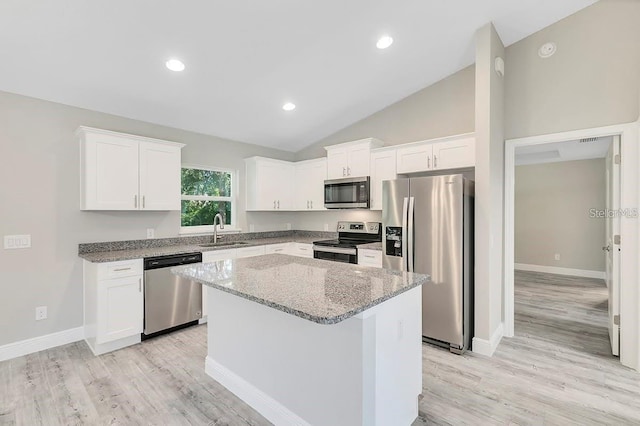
[181,166,236,233]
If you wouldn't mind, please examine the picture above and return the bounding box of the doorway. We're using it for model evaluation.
[503,122,640,371]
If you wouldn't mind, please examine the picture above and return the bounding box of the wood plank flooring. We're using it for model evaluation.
[1,271,638,425]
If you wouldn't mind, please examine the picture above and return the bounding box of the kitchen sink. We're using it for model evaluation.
[199,241,249,248]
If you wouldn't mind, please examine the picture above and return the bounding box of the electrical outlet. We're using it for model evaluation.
[35,306,47,321]
[554,253,560,261]
[286,223,292,231]
[146,228,155,239]
[4,234,31,249]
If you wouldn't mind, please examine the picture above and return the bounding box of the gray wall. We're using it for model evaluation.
[515,159,606,271]
[0,90,295,346]
[505,0,640,139]
[295,65,476,160]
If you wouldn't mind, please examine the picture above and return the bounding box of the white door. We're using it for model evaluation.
[327,147,348,179]
[432,137,475,170]
[370,150,397,210]
[139,142,181,210]
[84,134,139,210]
[605,136,621,356]
[96,276,143,344]
[346,144,371,177]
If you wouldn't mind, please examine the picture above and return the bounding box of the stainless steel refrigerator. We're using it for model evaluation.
[382,174,474,354]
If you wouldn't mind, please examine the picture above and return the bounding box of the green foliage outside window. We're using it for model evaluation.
[181,168,233,227]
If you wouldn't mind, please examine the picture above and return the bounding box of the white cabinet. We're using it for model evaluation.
[357,249,382,268]
[79,126,184,211]
[245,157,295,211]
[202,249,237,319]
[265,243,290,254]
[325,138,384,179]
[236,245,266,258]
[83,258,143,355]
[396,134,475,174]
[288,243,313,258]
[370,149,397,210]
[295,158,327,210]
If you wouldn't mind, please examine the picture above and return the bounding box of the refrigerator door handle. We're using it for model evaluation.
[408,196,415,272]
[402,197,409,271]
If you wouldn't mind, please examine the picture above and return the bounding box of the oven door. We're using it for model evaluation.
[313,245,358,264]
[324,177,370,209]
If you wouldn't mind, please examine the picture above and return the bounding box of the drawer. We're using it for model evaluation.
[357,250,382,268]
[290,243,313,258]
[236,245,266,259]
[97,259,143,279]
[265,243,290,254]
[202,248,237,262]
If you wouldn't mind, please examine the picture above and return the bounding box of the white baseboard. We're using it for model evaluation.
[472,322,504,357]
[205,356,310,426]
[0,327,84,362]
[515,263,605,279]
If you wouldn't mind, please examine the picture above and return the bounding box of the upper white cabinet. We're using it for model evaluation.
[325,138,383,179]
[396,134,475,174]
[370,148,397,211]
[245,157,295,211]
[295,158,327,210]
[79,126,184,211]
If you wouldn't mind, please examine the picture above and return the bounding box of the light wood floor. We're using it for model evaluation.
[1,271,639,425]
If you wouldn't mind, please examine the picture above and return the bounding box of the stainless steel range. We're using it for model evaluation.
[313,221,381,264]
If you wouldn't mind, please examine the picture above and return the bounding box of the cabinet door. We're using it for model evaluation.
[432,137,475,170]
[396,143,433,174]
[82,133,139,210]
[202,249,237,262]
[327,147,348,179]
[357,250,382,268]
[347,144,371,177]
[139,142,181,210]
[255,160,282,210]
[295,159,327,210]
[288,243,313,258]
[265,243,291,254]
[275,164,295,210]
[96,275,143,344]
[370,150,397,210]
[236,245,266,258]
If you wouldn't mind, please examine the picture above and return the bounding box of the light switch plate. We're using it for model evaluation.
[146,228,155,239]
[4,234,31,249]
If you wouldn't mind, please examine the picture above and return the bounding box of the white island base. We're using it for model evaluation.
[205,286,423,426]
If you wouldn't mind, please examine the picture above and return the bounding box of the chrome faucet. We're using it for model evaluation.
[213,213,225,244]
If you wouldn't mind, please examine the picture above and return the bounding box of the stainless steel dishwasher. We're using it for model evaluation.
[143,252,203,339]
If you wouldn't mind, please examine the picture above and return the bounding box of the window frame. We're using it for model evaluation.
[179,164,239,234]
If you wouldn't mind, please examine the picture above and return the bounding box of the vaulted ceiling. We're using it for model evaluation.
[0,0,596,151]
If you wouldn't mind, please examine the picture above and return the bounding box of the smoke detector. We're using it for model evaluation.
[538,42,557,58]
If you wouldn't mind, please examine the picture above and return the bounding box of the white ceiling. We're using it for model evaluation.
[515,136,612,166]
[0,0,596,152]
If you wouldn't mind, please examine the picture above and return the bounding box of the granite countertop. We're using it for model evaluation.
[357,242,382,251]
[172,254,428,325]
[79,231,334,263]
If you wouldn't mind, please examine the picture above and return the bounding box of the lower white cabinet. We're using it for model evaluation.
[265,243,290,254]
[236,245,266,258]
[358,249,382,268]
[201,249,237,319]
[84,259,144,355]
[288,243,313,258]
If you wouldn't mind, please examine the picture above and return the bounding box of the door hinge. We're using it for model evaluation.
[614,154,621,165]
[614,315,620,326]
[614,235,621,245]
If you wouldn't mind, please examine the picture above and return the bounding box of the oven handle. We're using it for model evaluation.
[312,245,357,256]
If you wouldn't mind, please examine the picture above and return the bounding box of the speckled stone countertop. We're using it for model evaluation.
[79,230,335,263]
[172,254,428,324]
[358,242,382,251]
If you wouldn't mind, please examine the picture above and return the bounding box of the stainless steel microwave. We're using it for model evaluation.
[324,176,370,209]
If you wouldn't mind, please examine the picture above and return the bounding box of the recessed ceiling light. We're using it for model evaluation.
[282,102,296,111]
[376,35,393,49]
[538,42,557,58]
[165,59,185,72]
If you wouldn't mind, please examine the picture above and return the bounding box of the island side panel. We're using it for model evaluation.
[205,288,365,426]
[205,285,423,426]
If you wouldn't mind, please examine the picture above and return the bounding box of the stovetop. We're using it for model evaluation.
[313,221,381,248]
[313,238,367,248]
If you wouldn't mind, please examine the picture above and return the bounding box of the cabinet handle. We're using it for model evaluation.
[142,196,145,209]
[307,200,310,209]
[310,200,313,209]
[364,255,375,258]
[277,200,280,209]
[139,278,142,292]
[434,154,437,168]
[113,267,132,272]
[343,167,346,176]
[134,195,138,208]
[347,167,351,176]
[427,156,431,169]
[273,200,276,209]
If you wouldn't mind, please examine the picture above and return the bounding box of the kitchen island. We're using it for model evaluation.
[172,254,428,426]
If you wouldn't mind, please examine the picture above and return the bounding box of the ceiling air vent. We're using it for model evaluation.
[579,137,599,143]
